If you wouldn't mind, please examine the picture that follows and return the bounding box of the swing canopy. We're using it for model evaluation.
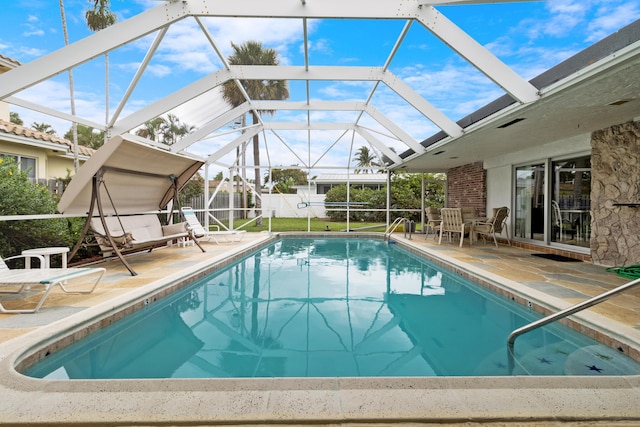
[57,136,204,216]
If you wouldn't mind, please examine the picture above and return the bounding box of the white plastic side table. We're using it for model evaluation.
[22,247,70,269]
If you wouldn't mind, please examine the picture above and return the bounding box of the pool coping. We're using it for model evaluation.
[1,232,640,425]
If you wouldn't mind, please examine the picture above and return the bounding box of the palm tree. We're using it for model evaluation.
[58,0,79,172]
[222,41,289,226]
[161,113,194,145]
[136,117,166,142]
[31,122,57,135]
[353,146,379,174]
[64,124,105,149]
[9,112,23,125]
[85,0,117,145]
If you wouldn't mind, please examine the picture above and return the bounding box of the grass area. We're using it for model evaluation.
[217,217,419,233]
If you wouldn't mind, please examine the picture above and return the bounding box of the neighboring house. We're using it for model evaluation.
[312,174,386,195]
[0,54,93,190]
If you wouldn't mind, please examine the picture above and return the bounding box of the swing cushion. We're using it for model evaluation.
[90,215,190,253]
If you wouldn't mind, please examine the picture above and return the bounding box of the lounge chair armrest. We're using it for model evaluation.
[162,222,188,236]
[3,254,46,269]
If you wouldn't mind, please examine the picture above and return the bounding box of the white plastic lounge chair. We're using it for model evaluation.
[0,254,105,314]
[181,207,246,244]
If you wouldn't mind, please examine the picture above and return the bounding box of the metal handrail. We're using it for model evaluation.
[507,276,640,374]
[385,217,406,238]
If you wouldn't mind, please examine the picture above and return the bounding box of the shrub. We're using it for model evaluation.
[324,173,445,223]
[0,157,75,260]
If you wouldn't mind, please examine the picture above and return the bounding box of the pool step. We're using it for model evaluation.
[475,343,640,376]
[513,343,639,376]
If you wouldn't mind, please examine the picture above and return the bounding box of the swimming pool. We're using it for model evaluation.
[23,237,640,379]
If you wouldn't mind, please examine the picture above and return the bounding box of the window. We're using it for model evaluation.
[1,154,37,180]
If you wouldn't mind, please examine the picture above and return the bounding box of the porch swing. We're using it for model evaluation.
[58,136,206,275]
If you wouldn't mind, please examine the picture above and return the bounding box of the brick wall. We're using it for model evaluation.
[446,161,486,217]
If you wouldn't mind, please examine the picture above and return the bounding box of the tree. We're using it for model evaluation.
[222,41,289,226]
[9,112,23,125]
[136,117,165,142]
[64,124,105,149]
[58,0,79,172]
[353,146,379,174]
[265,168,308,194]
[178,173,204,208]
[85,0,117,145]
[135,115,193,145]
[161,113,194,145]
[32,122,57,135]
[324,172,445,222]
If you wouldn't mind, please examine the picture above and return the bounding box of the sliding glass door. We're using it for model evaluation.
[513,155,591,249]
[550,155,591,248]
[514,163,545,241]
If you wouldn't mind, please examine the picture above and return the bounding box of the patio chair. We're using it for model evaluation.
[474,207,511,247]
[461,207,477,222]
[439,208,472,247]
[181,207,246,244]
[551,200,577,242]
[0,254,105,313]
[424,207,442,240]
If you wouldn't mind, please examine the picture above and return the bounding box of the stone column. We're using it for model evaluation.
[591,121,640,266]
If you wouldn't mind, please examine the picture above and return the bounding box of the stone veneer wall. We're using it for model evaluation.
[591,120,640,266]
[446,161,486,217]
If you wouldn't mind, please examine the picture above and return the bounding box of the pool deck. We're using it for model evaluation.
[1,231,640,425]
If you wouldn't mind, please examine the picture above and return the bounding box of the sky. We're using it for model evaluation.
[1,0,639,177]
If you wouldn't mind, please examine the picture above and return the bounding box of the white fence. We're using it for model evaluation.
[185,193,329,219]
[261,193,328,218]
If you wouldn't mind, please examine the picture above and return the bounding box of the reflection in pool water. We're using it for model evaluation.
[25,238,640,379]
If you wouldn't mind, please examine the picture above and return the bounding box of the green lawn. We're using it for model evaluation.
[219,217,422,233]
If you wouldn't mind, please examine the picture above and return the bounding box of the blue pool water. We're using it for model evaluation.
[24,237,640,379]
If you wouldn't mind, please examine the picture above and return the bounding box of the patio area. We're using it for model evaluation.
[1,231,640,425]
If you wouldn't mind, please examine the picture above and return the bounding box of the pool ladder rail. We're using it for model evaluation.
[385,217,414,240]
[507,276,640,374]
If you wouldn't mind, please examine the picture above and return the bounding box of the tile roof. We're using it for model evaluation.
[0,54,21,68]
[0,119,95,157]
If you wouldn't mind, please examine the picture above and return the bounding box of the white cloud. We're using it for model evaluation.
[22,29,45,37]
[587,2,640,42]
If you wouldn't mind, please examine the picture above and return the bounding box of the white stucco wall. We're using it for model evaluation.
[484,133,591,170]
[262,193,328,218]
[484,132,592,211]
[486,165,511,214]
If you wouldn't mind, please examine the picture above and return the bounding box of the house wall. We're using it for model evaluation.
[591,120,640,266]
[486,165,511,215]
[0,139,79,181]
[0,140,48,179]
[484,134,592,171]
[446,161,486,217]
[46,156,76,180]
